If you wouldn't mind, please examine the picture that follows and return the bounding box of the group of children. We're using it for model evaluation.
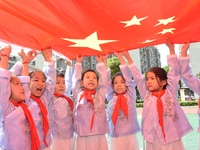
[0,38,198,150]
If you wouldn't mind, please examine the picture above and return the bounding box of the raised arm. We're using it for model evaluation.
[165,38,175,55]
[18,49,37,76]
[72,55,83,101]
[64,59,73,96]
[165,39,181,94]
[0,45,11,69]
[179,42,200,94]
[114,51,126,65]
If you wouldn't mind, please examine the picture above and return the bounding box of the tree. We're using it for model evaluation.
[107,56,121,77]
[162,66,169,73]
[196,72,200,79]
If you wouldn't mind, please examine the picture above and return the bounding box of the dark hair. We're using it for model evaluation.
[56,70,65,78]
[29,69,46,80]
[111,72,125,85]
[146,67,168,89]
[81,69,99,80]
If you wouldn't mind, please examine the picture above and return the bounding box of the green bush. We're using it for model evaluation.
[135,100,198,108]
[179,101,198,106]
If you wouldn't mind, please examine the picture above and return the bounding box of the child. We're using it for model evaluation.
[106,52,140,150]
[51,59,74,150]
[11,48,56,150]
[0,46,40,150]
[126,39,193,150]
[72,55,109,150]
[179,42,200,148]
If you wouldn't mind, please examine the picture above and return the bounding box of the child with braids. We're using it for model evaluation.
[126,39,193,150]
[0,45,40,150]
[51,59,75,150]
[72,55,109,150]
[105,52,140,150]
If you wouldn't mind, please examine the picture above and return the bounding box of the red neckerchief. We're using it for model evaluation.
[54,93,74,110]
[79,88,96,131]
[112,94,128,131]
[10,100,40,150]
[30,94,49,147]
[152,90,166,141]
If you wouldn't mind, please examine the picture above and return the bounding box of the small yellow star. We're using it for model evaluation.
[120,15,148,27]
[157,28,176,35]
[154,16,176,26]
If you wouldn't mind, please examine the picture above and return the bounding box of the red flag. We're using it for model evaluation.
[0,0,200,59]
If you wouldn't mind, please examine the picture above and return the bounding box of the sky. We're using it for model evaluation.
[0,41,180,67]
[157,44,181,67]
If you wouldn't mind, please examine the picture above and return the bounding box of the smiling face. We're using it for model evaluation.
[29,70,46,97]
[10,76,25,103]
[113,75,127,94]
[55,76,66,94]
[81,71,98,91]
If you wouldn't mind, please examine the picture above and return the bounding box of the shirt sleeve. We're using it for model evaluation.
[64,66,73,96]
[128,63,148,99]
[179,56,200,95]
[167,54,181,95]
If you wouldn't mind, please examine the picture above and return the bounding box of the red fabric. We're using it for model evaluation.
[54,93,74,110]
[152,90,166,141]
[79,89,96,131]
[30,94,49,147]
[10,100,40,150]
[0,1,200,59]
[112,94,128,131]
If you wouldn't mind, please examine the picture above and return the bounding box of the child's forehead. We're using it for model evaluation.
[56,76,64,80]
[147,71,156,77]
[32,71,45,78]
[114,75,124,81]
[84,71,97,76]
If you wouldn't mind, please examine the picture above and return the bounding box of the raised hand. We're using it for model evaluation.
[124,51,133,64]
[181,42,190,57]
[96,55,103,63]
[65,59,72,67]
[42,48,52,62]
[76,55,82,63]
[27,50,37,62]
[1,45,12,57]
[18,49,28,62]
[165,38,175,54]
[114,51,125,65]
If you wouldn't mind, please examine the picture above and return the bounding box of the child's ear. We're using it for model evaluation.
[80,80,83,86]
[161,80,167,86]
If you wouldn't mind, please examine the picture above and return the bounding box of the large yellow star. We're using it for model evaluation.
[61,32,117,51]
[157,28,176,35]
[120,15,148,27]
[154,16,176,26]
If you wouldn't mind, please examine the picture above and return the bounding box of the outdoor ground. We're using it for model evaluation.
[136,106,199,150]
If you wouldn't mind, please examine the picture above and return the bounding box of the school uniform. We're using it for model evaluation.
[72,62,109,150]
[14,61,56,150]
[129,54,193,150]
[106,64,140,150]
[0,69,32,149]
[51,66,75,150]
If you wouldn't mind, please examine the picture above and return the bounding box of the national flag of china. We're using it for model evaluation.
[0,0,199,59]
